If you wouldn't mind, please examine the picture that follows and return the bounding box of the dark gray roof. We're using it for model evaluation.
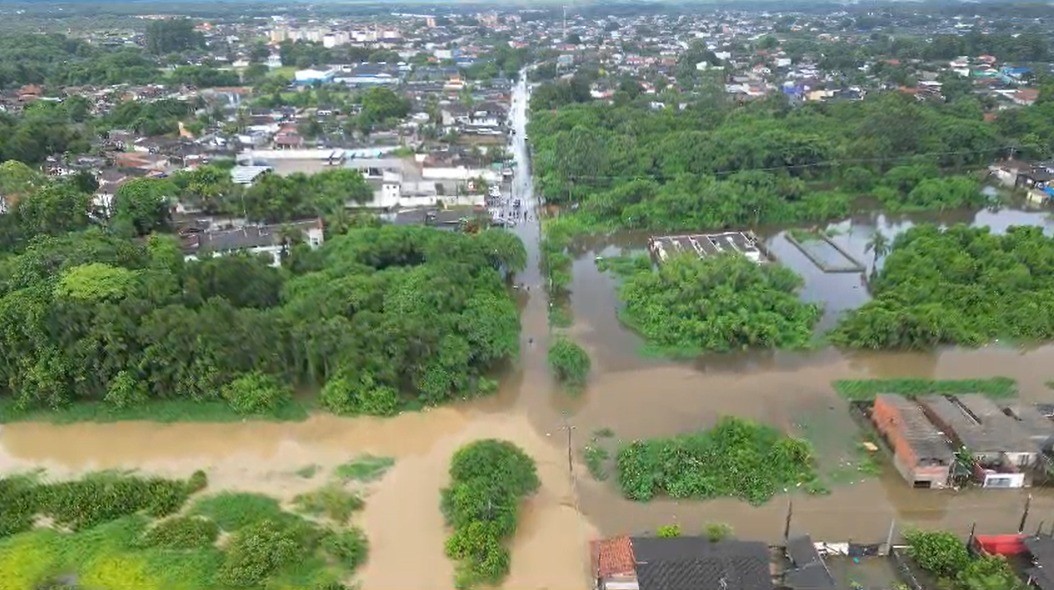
[1004,404,1054,451]
[919,394,1037,454]
[630,537,773,590]
[875,395,954,462]
[784,536,836,590]
[1026,536,1054,568]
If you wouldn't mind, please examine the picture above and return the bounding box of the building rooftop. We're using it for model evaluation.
[648,231,765,264]
[875,395,954,462]
[919,394,1036,454]
[630,536,773,590]
[784,535,836,590]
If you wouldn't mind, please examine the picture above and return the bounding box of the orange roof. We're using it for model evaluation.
[591,536,635,578]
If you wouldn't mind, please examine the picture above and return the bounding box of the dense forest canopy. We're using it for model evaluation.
[0,192,526,415]
[832,224,1054,349]
[527,90,1007,231]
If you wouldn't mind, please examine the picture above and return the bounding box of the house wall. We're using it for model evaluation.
[422,166,500,183]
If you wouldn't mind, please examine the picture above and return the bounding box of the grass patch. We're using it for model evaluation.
[190,493,287,531]
[138,516,219,550]
[293,483,364,524]
[295,464,320,479]
[583,445,610,481]
[548,303,573,327]
[0,398,310,424]
[595,254,652,278]
[334,455,395,483]
[832,377,1017,401]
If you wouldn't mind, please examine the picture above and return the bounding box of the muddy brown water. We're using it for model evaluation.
[4,94,1054,589]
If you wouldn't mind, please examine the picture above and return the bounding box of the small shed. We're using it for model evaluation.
[872,395,953,488]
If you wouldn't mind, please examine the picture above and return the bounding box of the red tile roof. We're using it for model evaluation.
[591,536,636,578]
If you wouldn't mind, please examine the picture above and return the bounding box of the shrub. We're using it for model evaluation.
[322,528,369,569]
[187,470,208,494]
[320,372,399,416]
[293,484,364,523]
[218,520,300,586]
[705,522,733,542]
[448,440,539,498]
[220,372,292,415]
[39,474,191,530]
[583,445,610,481]
[547,338,591,389]
[657,524,681,538]
[904,529,970,578]
[104,370,149,408]
[139,517,219,549]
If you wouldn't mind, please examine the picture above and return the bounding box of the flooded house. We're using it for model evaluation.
[871,395,955,489]
[919,394,1039,488]
[782,535,837,590]
[591,535,774,590]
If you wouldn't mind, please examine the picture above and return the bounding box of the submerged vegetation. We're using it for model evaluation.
[547,337,592,390]
[619,254,820,353]
[833,377,1018,401]
[441,439,539,589]
[905,529,1023,590]
[833,225,1054,348]
[616,416,818,505]
[0,470,368,588]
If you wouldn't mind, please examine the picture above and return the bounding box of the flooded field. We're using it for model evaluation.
[3,81,1054,590]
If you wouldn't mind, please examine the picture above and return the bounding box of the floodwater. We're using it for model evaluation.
[4,81,1054,590]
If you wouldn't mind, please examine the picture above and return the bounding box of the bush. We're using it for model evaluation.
[616,416,816,505]
[832,377,1017,401]
[334,455,395,482]
[187,470,208,494]
[705,522,733,542]
[220,372,292,415]
[218,520,300,586]
[320,372,399,416]
[584,445,610,481]
[322,528,369,569]
[904,530,971,579]
[441,440,538,589]
[139,516,219,549]
[547,338,591,389]
[657,524,681,538]
[104,370,149,408]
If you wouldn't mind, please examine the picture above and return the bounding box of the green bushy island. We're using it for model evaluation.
[441,439,539,590]
[617,416,820,505]
[0,471,368,589]
[617,253,821,354]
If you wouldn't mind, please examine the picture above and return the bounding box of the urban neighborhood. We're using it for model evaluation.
[3,0,1054,589]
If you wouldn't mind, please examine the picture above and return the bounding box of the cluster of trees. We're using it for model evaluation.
[619,254,820,353]
[528,92,1001,230]
[0,100,94,164]
[616,416,817,504]
[0,33,158,88]
[904,530,1022,590]
[463,45,530,80]
[0,194,526,415]
[832,225,1054,349]
[441,440,539,589]
[144,18,205,55]
[105,97,198,136]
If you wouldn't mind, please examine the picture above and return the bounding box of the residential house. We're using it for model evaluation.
[919,394,1039,488]
[871,394,954,489]
[182,218,324,267]
[230,165,273,186]
[590,535,774,590]
[782,536,837,590]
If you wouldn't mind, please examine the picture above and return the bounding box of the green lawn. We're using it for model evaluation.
[832,377,1017,401]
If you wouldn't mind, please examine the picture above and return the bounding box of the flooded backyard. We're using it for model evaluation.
[3,79,1054,589]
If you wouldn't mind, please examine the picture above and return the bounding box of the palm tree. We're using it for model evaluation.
[864,231,890,279]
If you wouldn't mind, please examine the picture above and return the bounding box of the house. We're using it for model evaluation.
[1025,535,1054,590]
[294,68,335,85]
[334,63,400,86]
[919,394,1039,487]
[1013,89,1040,106]
[590,535,774,590]
[783,536,836,590]
[182,218,324,267]
[17,84,43,102]
[871,395,954,489]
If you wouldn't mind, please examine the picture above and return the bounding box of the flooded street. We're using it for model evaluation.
[3,80,1054,589]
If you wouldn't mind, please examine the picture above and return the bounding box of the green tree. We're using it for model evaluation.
[145,18,205,55]
[113,178,174,236]
[864,231,890,278]
[903,529,971,578]
[547,337,591,389]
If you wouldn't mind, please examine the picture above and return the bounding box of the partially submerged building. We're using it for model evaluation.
[919,394,1039,488]
[648,231,766,264]
[783,535,837,590]
[871,395,954,489]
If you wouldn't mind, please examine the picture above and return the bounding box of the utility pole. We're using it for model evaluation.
[1020,494,1033,533]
